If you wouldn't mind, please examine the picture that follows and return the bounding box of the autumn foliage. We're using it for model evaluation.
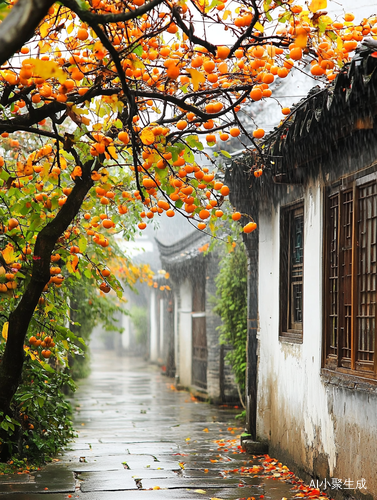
[0,0,375,458]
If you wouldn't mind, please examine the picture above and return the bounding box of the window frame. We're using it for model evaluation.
[323,172,377,380]
[279,201,304,343]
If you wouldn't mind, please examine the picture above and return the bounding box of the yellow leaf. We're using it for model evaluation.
[295,33,308,48]
[222,9,231,20]
[39,22,49,38]
[2,322,8,341]
[211,498,224,500]
[194,490,206,494]
[66,255,79,274]
[187,68,206,91]
[107,146,118,160]
[62,340,69,350]
[2,245,15,264]
[40,42,52,54]
[255,21,264,32]
[25,58,67,84]
[308,0,327,13]
[67,23,74,34]
[24,346,37,360]
[72,105,89,115]
[320,15,332,25]
[140,129,155,145]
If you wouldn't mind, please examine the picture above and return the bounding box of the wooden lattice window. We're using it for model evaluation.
[324,179,377,378]
[280,203,304,342]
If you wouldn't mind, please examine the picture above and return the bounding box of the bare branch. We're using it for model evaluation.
[171,6,217,56]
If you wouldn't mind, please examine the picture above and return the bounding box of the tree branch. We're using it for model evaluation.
[171,6,217,56]
[60,0,164,25]
[0,0,54,67]
[229,0,260,57]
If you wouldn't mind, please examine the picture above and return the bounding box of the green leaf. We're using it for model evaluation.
[84,269,92,279]
[0,2,9,21]
[278,11,291,23]
[18,393,33,402]
[205,0,221,12]
[78,236,87,253]
[132,45,143,57]
[220,150,232,158]
[183,148,194,163]
[175,199,183,209]
[327,30,337,41]
[40,361,55,373]
[29,215,43,233]
[76,0,89,11]
[186,135,203,151]
[0,170,9,181]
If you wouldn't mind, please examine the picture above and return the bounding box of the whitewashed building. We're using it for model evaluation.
[226,49,377,498]
[153,230,239,403]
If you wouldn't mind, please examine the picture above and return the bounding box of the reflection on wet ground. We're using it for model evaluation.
[0,351,327,500]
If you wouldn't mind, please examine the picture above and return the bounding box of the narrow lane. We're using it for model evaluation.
[0,351,325,500]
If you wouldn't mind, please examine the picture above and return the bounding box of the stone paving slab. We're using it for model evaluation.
[57,456,127,472]
[139,476,262,490]
[78,470,138,492]
[77,468,179,489]
[59,454,180,471]
[0,467,75,494]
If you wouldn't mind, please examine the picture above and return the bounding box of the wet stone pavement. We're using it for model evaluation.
[0,351,327,500]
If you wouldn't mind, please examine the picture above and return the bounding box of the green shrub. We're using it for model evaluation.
[213,241,248,394]
[130,306,148,345]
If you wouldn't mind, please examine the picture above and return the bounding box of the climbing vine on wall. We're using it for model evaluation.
[214,240,248,398]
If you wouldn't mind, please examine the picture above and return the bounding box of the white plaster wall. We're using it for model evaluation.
[149,289,159,362]
[178,279,192,388]
[257,181,377,493]
[121,313,130,349]
[174,292,180,382]
[256,183,333,462]
[159,298,164,358]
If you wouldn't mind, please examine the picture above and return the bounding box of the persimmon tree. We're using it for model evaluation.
[0,0,375,456]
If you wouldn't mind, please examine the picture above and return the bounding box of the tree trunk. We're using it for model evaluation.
[0,0,54,67]
[0,160,94,456]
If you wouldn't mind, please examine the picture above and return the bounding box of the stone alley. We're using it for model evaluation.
[0,351,330,500]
